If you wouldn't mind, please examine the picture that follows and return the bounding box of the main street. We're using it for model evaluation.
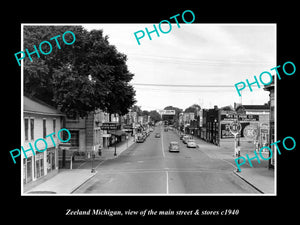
[74,125,259,194]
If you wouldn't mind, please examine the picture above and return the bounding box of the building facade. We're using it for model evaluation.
[218,104,269,150]
[264,77,275,168]
[23,96,65,190]
[65,110,108,163]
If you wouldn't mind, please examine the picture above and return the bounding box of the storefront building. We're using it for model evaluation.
[218,104,269,150]
[264,77,275,168]
[23,96,65,191]
[65,110,107,163]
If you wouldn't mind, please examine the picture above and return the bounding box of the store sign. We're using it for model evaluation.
[221,123,235,138]
[229,121,242,135]
[100,122,121,130]
[220,114,259,122]
[123,124,133,129]
[243,125,258,139]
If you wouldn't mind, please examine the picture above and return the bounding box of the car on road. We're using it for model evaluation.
[187,139,197,148]
[136,135,145,143]
[155,133,161,138]
[169,141,180,152]
[179,134,185,140]
[182,135,191,144]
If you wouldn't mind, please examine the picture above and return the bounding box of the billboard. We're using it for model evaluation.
[158,110,175,115]
[220,114,259,122]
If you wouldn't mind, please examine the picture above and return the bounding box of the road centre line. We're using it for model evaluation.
[161,130,165,158]
[166,171,169,194]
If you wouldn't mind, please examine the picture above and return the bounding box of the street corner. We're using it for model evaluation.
[232,167,275,194]
[70,170,98,194]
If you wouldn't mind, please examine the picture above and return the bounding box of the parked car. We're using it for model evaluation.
[169,141,180,152]
[187,139,197,148]
[155,133,161,138]
[179,134,185,140]
[142,132,148,139]
[136,135,145,143]
[182,135,191,144]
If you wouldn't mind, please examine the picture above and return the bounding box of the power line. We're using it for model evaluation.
[129,54,272,66]
[131,83,233,88]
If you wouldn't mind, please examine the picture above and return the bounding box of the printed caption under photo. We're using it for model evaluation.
[65,208,239,217]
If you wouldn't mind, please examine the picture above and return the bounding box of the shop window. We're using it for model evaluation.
[23,158,26,184]
[35,153,44,179]
[26,157,32,183]
[47,151,56,173]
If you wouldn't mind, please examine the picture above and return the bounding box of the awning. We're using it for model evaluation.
[108,130,127,136]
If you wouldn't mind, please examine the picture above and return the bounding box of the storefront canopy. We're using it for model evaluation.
[108,130,127,136]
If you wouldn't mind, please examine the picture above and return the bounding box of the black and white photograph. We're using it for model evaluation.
[4,4,298,224]
[21,23,277,195]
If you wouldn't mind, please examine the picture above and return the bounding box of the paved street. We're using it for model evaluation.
[74,125,259,194]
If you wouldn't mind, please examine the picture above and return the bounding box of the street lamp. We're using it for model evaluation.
[114,136,117,156]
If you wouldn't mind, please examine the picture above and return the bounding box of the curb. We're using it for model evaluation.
[232,170,264,194]
[70,171,98,194]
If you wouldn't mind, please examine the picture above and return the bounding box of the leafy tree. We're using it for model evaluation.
[149,110,161,122]
[131,105,142,116]
[184,104,201,113]
[23,26,136,117]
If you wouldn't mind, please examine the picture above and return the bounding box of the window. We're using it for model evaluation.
[53,119,56,137]
[23,158,27,184]
[30,118,34,140]
[70,130,79,147]
[43,119,46,138]
[26,157,32,183]
[24,118,28,140]
[35,153,44,179]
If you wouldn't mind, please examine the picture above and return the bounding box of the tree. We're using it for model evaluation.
[131,105,142,116]
[23,26,136,118]
[184,104,201,113]
[149,110,161,123]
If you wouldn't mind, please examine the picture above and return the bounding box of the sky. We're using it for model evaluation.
[83,23,276,111]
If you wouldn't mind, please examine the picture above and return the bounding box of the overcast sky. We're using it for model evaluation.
[84,23,276,111]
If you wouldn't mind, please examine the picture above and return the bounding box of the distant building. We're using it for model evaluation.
[206,105,219,145]
[65,110,110,163]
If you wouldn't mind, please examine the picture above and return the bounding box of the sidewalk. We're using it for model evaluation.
[25,137,136,195]
[98,136,135,160]
[25,169,97,194]
[185,133,275,194]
